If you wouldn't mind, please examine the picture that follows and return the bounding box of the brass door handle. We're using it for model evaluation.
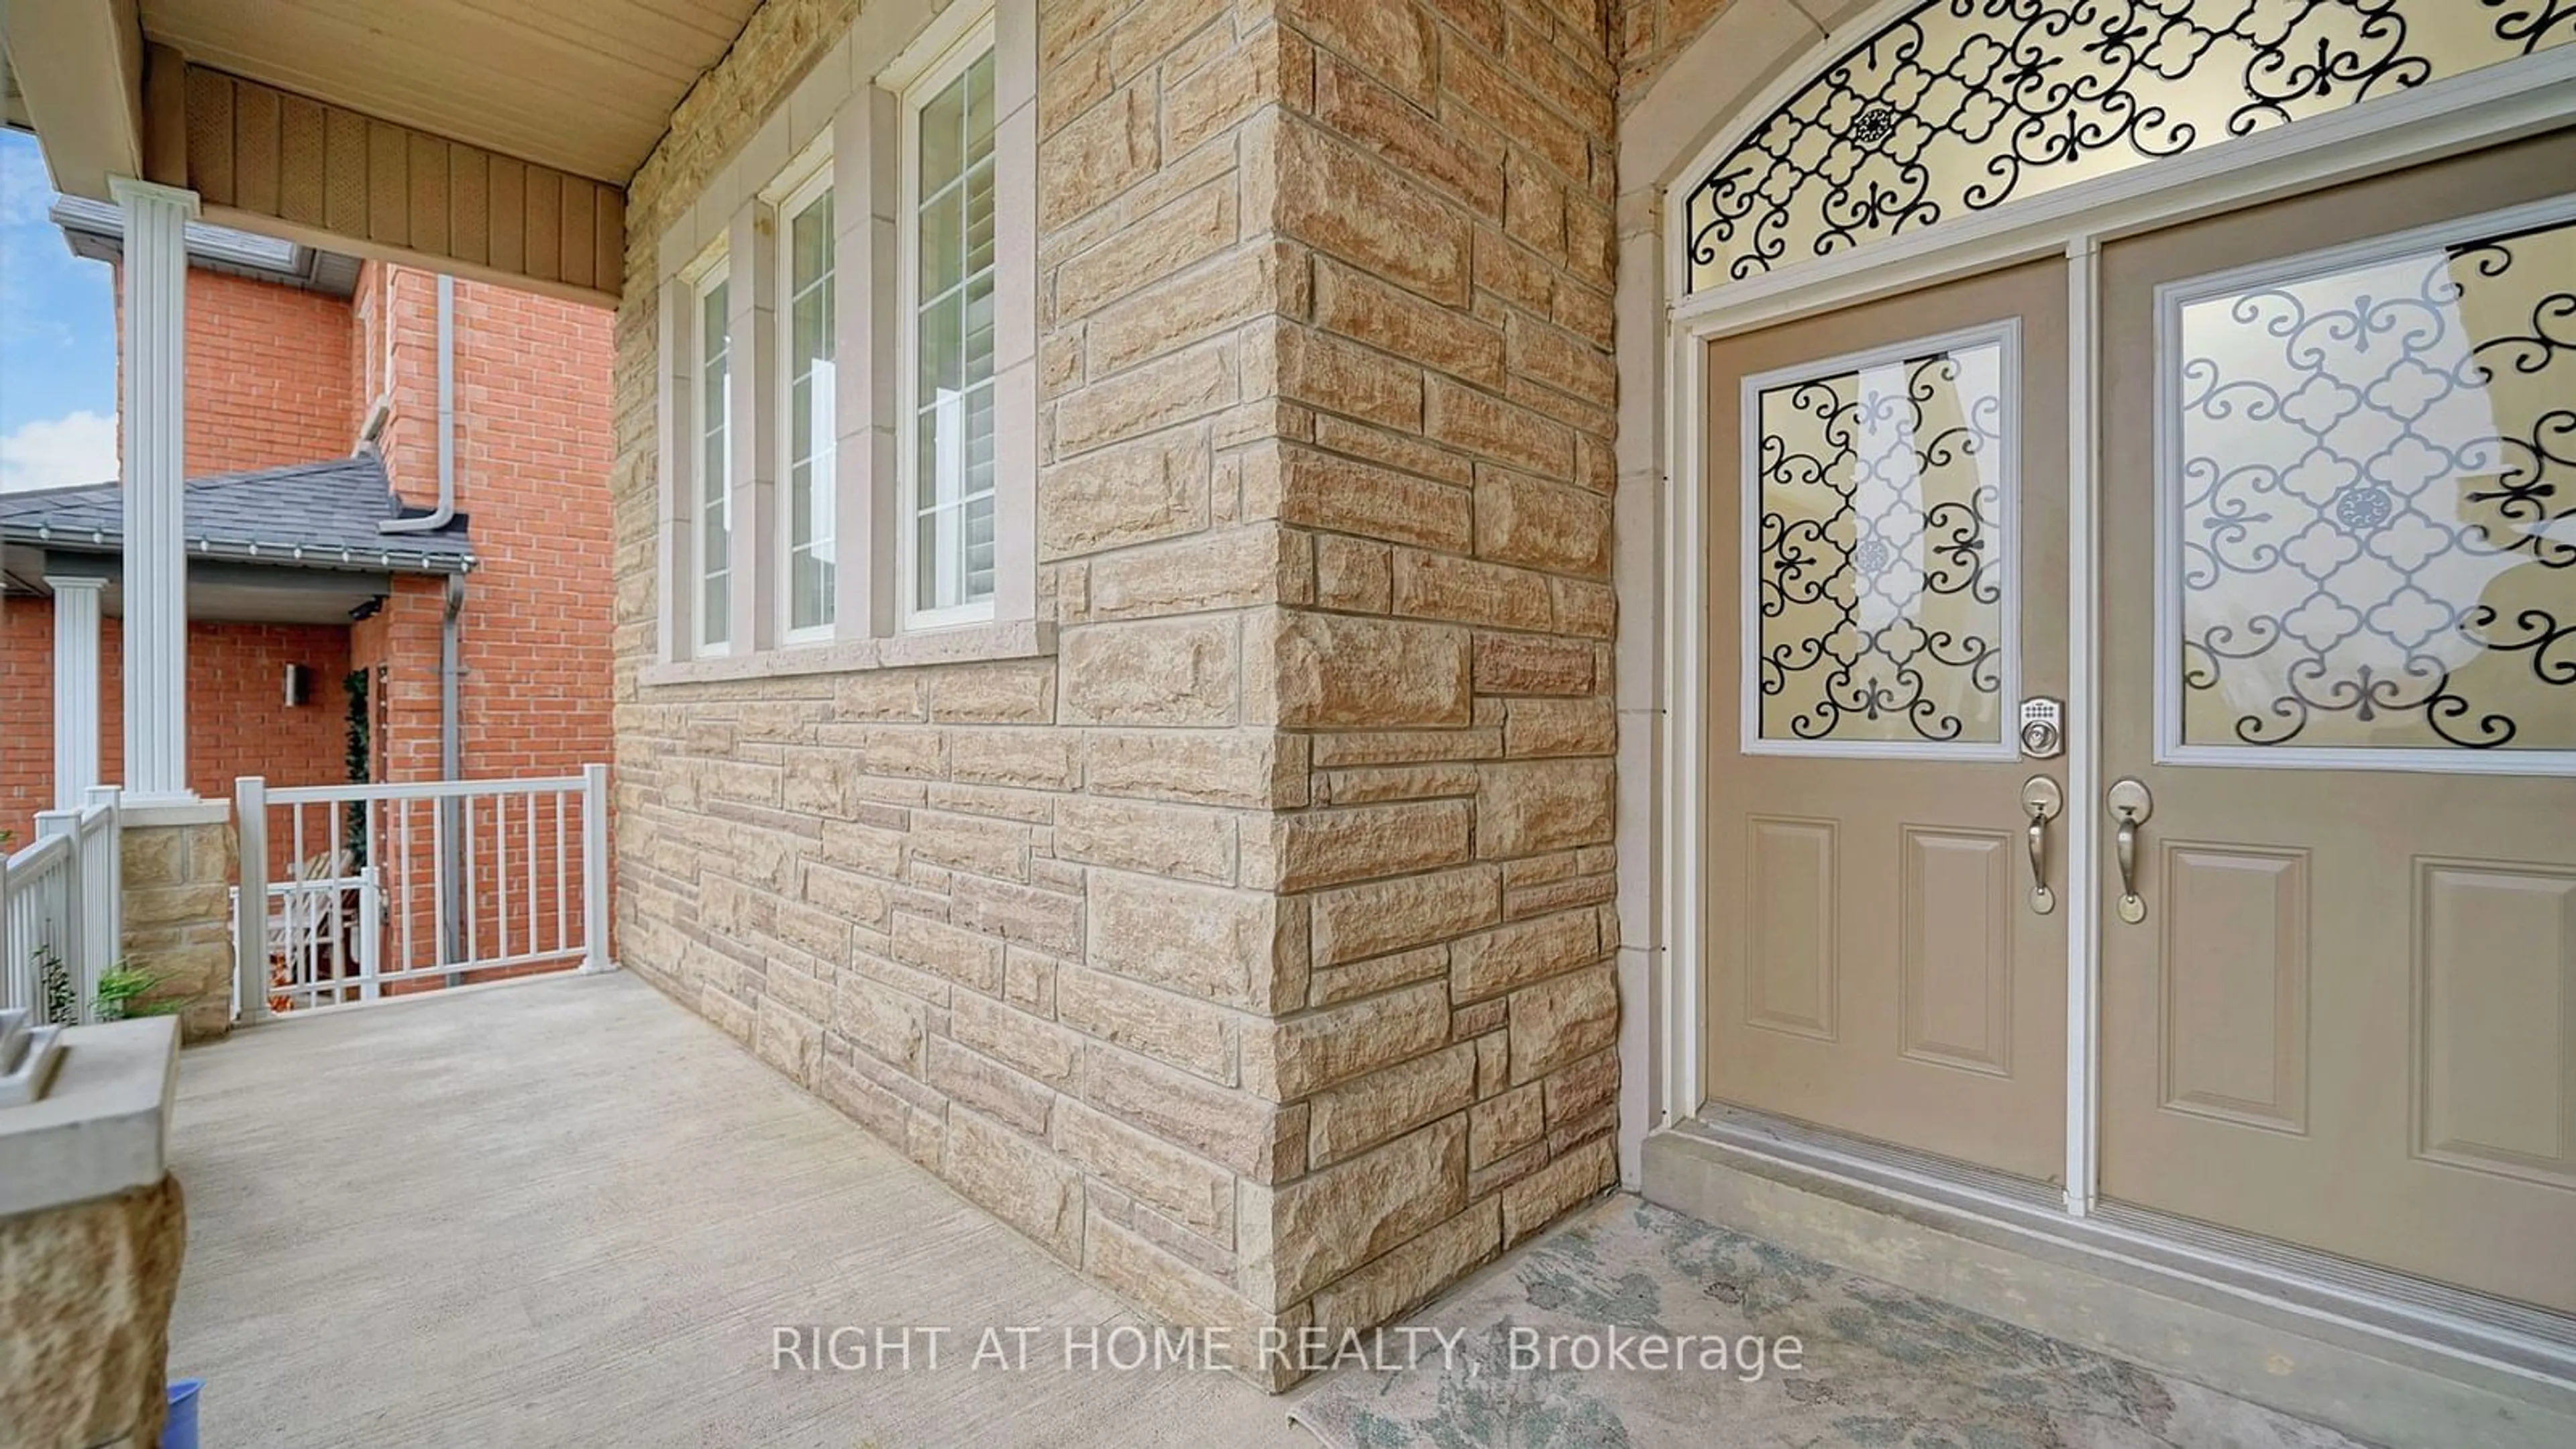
[2108,778,2153,924]
[2021,776,2062,916]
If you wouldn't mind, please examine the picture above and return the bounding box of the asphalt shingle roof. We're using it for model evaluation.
[0,454,474,574]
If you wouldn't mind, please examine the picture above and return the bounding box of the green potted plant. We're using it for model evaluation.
[93,965,184,1022]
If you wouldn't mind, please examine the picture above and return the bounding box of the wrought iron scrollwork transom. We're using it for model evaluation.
[1684,0,2576,292]
[1756,343,2010,745]
[2174,214,2576,750]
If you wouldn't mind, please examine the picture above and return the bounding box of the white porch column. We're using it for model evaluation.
[46,575,107,809]
[109,176,198,804]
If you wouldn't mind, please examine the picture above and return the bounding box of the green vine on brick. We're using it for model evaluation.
[345,667,371,865]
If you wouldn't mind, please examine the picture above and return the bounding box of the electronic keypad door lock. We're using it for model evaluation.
[2018,697,2064,759]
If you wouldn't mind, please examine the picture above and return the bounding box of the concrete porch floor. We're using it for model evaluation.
[165,967,2400,1449]
[167,971,1310,1447]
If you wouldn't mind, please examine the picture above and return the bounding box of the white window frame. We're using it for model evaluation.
[688,250,735,656]
[644,0,1042,682]
[771,159,839,647]
[894,16,1002,633]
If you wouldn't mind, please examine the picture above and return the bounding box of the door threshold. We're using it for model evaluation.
[1645,1109,2576,1449]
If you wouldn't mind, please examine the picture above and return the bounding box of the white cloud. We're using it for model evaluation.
[0,411,117,493]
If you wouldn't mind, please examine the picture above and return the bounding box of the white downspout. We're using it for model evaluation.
[362,271,468,968]
[437,571,467,985]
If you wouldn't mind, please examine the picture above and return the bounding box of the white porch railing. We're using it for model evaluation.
[231,867,385,1013]
[1,787,123,1026]
[233,765,611,1021]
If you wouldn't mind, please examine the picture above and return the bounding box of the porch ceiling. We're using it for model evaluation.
[3,0,761,306]
[139,0,761,186]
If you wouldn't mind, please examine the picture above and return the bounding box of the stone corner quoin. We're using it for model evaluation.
[608,0,1623,1386]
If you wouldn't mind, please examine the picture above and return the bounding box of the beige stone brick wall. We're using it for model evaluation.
[612,0,1621,1382]
[118,817,239,1042]
[1619,0,1734,105]
[0,1175,186,1449]
[1239,0,1625,1319]
[1619,0,1864,114]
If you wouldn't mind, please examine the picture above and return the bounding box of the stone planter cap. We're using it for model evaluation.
[0,1017,180,1218]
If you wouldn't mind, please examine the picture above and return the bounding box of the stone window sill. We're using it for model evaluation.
[637,619,1054,687]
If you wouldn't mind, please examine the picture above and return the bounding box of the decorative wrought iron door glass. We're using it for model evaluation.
[1754,339,2011,745]
[2169,211,2576,750]
[1684,0,2576,292]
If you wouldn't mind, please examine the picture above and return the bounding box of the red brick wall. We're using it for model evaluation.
[0,597,62,850]
[348,576,447,782]
[17,260,615,980]
[346,265,616,977]
[187,621,355,802]
[83,261,612,803]
[447,277,617,777]
[352,265,616,786]
[179,269,359,477]
[0,596,352,875]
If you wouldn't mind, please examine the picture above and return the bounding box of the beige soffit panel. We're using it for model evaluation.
[0,0,148,200]
[140,0,760,184]
[180,64,623,307]
[3,50,34,130]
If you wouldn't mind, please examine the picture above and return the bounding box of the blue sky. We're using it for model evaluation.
[0,127,120,493]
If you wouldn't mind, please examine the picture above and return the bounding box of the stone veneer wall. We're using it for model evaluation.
[610,0,1620,1383]
[117,814,239,1041]
[1234,0,1625,1307]
[0,1176,186,1449]
[1619,0,1868,115]
[1617,0,1734,105]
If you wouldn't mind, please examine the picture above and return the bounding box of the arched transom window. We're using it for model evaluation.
[1684,0,2576,292]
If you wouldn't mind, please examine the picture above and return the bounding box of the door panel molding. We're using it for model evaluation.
[1745,814,1839,1042]
[1898,825,2016,1077]
[2159,843,2312,1135]
[2414,855,2576,1191]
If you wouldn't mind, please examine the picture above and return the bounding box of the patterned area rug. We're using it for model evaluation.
[1286,1195,2370,1448]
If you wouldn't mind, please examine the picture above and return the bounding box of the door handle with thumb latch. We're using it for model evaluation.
[2020,776,2062,915]
[2108,778,2153,924]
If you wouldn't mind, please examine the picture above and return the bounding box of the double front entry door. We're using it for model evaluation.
[1703,131,2576,1316]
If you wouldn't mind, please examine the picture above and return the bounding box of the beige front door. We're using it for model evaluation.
[1705,258,2070,1184]
[2098,130,2576,1313]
